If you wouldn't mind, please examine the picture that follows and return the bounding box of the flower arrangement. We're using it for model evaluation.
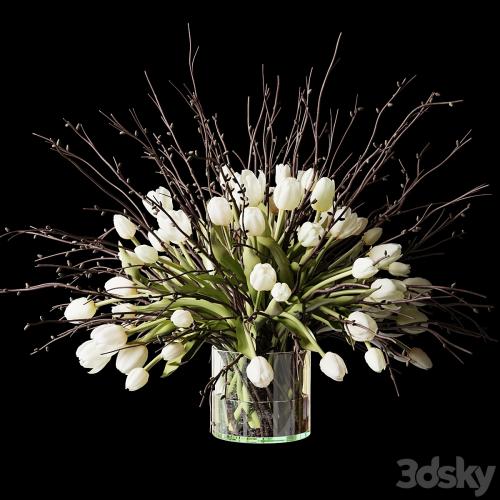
[3,34,490,442]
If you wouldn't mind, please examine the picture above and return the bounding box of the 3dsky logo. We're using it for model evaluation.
[396,457,495,497]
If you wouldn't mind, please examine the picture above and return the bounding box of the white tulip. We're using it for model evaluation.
[240,207,266,236]
[234,169,265,207]
[220,165,239,190]
[64,297,96,322]
[320,352,348,382]
[297,221,325,247]
[367,243,402,269]
[119,247,143,277]
[246,356,274,388]
[268,189,279,214]
[368,278,405,302]
[105,276,137,298]
[329,207,363,239]
[273,177,304,210]
[157,209,192,244]
[396,305,429,334]
[364,347,386,373]
[389,261,411,277]
[171,309,194,328]
[76,339,114,374]
[161,342,185,361]
[125,367,150,391]
[142,187,173,216]
[207,197,233,226]
[408,347,433,370]
[345,311,378,341]
[311,177,335,212]
[116,345,148,374]
[298,168,316,191]
[91,324,128,349]
[113,215,137,240]
[271,282,292,302]
[275,163,291,185]
[362,227,383,245]
[352,257,379,279]
[403,277,432,290]
[353,217,368,235]
[134,245,158,264]
[111,302,136,319]
[403,277,433,305]
[147,231,167,252]
[249,263,277,291]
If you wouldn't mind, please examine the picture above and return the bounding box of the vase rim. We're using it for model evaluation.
[212,346,308,356]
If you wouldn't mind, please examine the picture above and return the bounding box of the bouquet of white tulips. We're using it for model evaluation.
[3,36,489,440]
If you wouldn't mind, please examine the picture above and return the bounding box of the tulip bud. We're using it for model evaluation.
[268,189,279,214]
[319,352,348,381]
[310,177,335,212]
[352,257,379,279]
[235,169,265,207]
[116,345,148,374]
[364,347,386,373]
[275,163,291,185]
[64,297,96,322]
[220,165,239,190]
[389,261,411,277]
[271,282,292,302]
[329,207,366,239]
[134,244,159,264]
[249,263,277,291]
[76,339,114,374]
[396,305,429,334]
[297,221,325,247]
[246,356,274,388]
[273,177,304,210]
[403,277,432,288]
[142,186,173,216]
[111,302,136,319]
[368,278,405,302]
[125,367,150,391]
[207,197,233,226]
[161,342,185,361]
[408,347,433,370]
[240,207,266,236]
[91,324,128,349]
[403,277,433,304]
[118,246,142,277]
[345,311,378,341]
[367,243,402,269]
[157,209,192,244]
[113,215,137,240]
[362,227,383,245]
[147,231,167,252]
[171,309,194,328]
[353,217,368,235]
[298,168,316,191]
[104,276,137,298]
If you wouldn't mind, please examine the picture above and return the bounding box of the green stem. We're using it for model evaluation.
[95,298,121,308]
[273,209,286,240]
[126,317,167,334]
[302,268,353,300]
[144,354,163,371]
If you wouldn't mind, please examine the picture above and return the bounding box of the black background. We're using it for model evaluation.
[2,7,498,498]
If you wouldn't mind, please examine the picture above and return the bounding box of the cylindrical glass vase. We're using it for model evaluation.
[210,348,311,444]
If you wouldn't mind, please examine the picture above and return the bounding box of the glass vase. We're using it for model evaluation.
[210,348,311,444]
